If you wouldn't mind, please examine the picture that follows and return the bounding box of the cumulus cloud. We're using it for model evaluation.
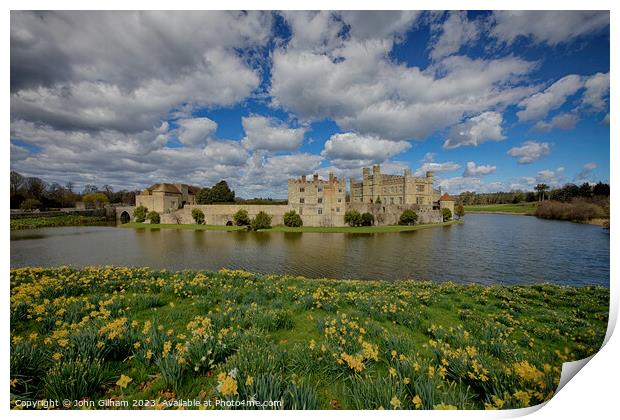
[241,116,307,152]
[532,112,579,132]
[414,161,460,176]
[443,111,505,149]
[438,176,508,195]
[581,72,610,111]
[490,11,609,46]
[507,141,551,164]
[271,28,537,140]
[321,132,410,162]
[536,167,565,187]
[516,75,583,122]
[429,11,480,61]
[463,161,496,177]
[176,118,218,146]
[10,11,270,133]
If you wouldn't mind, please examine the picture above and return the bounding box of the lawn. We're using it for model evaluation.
[122,223,244,231]
[10,267,608,410]
[463,203,537,215]
[10,215,110,230]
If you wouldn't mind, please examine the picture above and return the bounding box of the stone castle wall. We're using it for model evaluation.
[347,203,443,225]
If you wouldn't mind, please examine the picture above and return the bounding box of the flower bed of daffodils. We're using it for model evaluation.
[10,266,608,410]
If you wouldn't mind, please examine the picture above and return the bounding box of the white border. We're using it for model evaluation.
[3,1,617,419]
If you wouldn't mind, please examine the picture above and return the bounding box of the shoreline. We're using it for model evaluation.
[121,220,463,233]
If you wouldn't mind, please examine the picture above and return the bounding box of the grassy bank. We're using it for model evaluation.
[123,220,462,234]
[10,267,608,410]
[10,215,110,230]
[122,223,244,231]
[463,203,537,215]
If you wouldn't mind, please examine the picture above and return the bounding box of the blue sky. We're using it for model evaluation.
[10,11,609,197]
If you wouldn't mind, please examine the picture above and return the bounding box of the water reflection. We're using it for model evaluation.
[10,214,609,286]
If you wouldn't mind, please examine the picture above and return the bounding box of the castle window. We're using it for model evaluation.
[399,197,403,204]
[416,197,424,204]
[318,187,323,192]
[336,207,340,212]
[318,208,323,215]
[300,187,305,192]
[318,198,323,204]
[300,198,305,204]
[338,188,342,193]
[390,197,394,204]
[416,185,425,192]
[337,198,342,203]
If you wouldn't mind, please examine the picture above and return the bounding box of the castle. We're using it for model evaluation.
[124,165,454,226]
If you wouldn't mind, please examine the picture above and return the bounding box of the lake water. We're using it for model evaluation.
[10,214,609,286]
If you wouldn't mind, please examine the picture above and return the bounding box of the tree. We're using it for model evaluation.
[442,208,452,222]
[82,184,98,195]
[233,209,250,226]
[344,210,362,227]
[361,212,374,226]
[398,209,418,226]
[20,198,41,211]
[535,184,549,201]
[578,182,593,198]
[196,187,212,204]
[210,180,235,203]
[83,192,109,207]
[593,182,610,197]
[284,210,303,227]
[455,204,465,220]
[191,208,205,224]
[133,205,148,223]
[147,211,160,224]
[250,211,271,230]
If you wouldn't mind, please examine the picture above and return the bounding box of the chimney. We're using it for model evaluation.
[301,175,306,182]
[313,173,319,181]
[426,171,434,178]
[329,172,334,182]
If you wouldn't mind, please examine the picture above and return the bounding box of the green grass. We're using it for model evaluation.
[10,215,110,230]
[463,203,537,214]
[122,222,245,231]
[266,220,462,233]
[10,266,608,410]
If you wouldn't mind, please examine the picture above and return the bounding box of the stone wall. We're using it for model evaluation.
[347,203,442,225]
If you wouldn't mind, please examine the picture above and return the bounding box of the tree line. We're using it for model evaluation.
[10,171,140,210]
[456,181,610,205]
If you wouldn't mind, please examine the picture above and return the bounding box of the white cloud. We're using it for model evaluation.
[321,132,410,162]
[438,176,508,195]
[241,116,307,152]
[516,75,583,122]
[443,111,505,149]
[429,11,480,61]
[507,141,551,164]
[414,161,460,176]
[203,140,248,166]
[463,161,496,177]
[271,34,537,141]
[490,11,609,46]
[10,143,31,161]
[176,117,217,146]
[576,162,597,181]
[532,112,579,132]
[581,72,610,111]
[536,167,565,187]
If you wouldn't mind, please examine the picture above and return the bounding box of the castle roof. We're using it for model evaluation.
[146,183,182,194]
[439,193,455,201]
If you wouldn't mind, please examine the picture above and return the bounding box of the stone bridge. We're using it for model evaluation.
[115,206,135,224]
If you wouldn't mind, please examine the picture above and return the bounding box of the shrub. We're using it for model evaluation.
[20,198,41,211]
[399,209,418,225]
[361,212,374,226]
[455,204,465,219]
[442,208,452,222]
[82,192,109,206]
[233,209,250,226]
[133,205,148,222]
[147,211,160,224]
[283,210,303,227]
[251,211,272,230]
[191,208,205,224]
[535,199,605,222]
[344,210,362,227]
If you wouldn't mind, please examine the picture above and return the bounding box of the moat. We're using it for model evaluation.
[10,214,609,286]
